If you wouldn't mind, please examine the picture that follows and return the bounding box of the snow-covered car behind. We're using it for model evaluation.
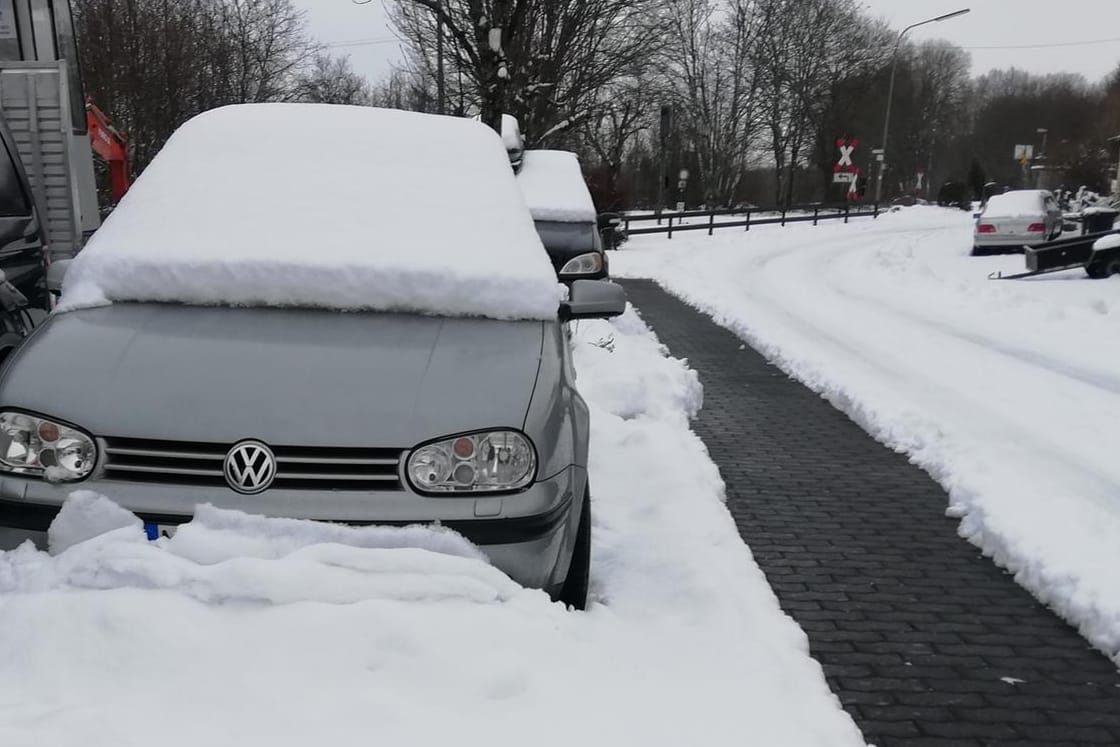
[0,104,628,609]
[972,189,1063,255]
[517,149,608,282]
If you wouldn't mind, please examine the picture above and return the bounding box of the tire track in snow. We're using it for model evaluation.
[741,227,1120,499]
[718,224,1120,659]
[816,241,1120,399]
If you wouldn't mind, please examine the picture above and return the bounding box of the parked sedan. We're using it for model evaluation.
[0,104,626,610]
[972,190,1063,255]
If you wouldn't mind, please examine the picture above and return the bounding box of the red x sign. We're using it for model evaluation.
[834,138,860,173]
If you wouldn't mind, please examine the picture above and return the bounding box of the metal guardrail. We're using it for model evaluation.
[623,203,881,239]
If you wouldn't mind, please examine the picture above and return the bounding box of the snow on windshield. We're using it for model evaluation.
[58,104,561,321]
[517,150,597,223]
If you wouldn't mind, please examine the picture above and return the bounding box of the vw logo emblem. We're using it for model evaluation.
[223,440,276,494]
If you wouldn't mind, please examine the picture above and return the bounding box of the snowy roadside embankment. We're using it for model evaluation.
[612,206,1120,664]
[0,309,864,747]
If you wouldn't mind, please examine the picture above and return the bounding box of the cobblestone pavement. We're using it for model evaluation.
[620,279,1120,746]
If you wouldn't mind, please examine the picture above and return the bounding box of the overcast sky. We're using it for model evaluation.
[297,0,1120,86]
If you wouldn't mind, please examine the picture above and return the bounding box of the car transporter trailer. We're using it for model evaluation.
[988,227,1120,281]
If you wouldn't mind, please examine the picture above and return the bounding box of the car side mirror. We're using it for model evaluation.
[46,260,71,295]
[559,279,626,321]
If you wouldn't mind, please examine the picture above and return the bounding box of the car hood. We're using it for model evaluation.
[0,304,545,448]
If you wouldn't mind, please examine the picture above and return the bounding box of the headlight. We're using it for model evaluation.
[407,430,536,494]
[559,252,603,277]
[0,411,96,482]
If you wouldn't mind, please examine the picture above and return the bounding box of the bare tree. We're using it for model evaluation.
[369,68,438,112]
[659,0,761,206]
[754,0,883,205]
[582,76,656,204]
[293,54,373,105]
[74,0,320,173]
[386,0,664,142]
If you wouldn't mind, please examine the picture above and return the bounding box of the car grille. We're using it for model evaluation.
[101,437,405,491]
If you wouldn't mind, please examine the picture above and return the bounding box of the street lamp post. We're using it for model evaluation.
[1033,127,1049,188]
[875,8,971,203]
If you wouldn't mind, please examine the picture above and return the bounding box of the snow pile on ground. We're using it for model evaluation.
[0,309,863,747]
[59,104,560,321]
[612,206,1120,664]
[6,494,505,606]
[517,150,597,223]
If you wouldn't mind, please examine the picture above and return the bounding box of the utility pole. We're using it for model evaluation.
[658,105,671,213]
[435,0,446,115]
[876,8,970,203]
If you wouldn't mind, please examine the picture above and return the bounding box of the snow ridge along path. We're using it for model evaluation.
[613,206,1120,665]
[0,309,864,747]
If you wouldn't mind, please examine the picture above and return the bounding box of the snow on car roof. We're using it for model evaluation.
[983,190,1047,218]
[517,150,597,223]
[59,104,561,321]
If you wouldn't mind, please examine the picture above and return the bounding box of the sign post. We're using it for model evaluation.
[1014,144,1034,187]
[835,138,862,200]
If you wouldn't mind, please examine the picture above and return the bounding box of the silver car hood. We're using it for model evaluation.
[0,304,545,448]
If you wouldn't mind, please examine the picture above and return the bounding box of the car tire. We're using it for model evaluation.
[970,245,989,257]
[0,332,23,365]
[1103,258,1120,278]
[1086,262,1108,279]
[556,488,591,611]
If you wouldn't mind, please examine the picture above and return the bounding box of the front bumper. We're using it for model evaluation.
[0,466,586,590]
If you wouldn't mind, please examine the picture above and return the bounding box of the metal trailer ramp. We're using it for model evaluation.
[989,228,1120,280]
[0,60,98,259]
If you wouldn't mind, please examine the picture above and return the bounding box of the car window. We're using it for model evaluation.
[534,220,598,252]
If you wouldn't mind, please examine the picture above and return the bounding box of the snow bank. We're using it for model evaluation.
[982,190,1046,218]
[59,104,560,321]
[5,494,506,606]
[0,310,863,747]
[1093,233,1120,251]
[517,150,597,223]
[613,206,1120,664]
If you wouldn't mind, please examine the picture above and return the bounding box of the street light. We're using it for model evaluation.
[875,8,971,203]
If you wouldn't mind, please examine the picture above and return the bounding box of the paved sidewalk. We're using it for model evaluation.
[621,279,1120,746]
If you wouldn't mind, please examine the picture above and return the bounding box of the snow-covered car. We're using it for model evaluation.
[517,150,608,282]
[0,105,627,609]
[972,189,1063,255]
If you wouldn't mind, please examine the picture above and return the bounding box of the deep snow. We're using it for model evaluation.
[612,206,1120,665]
[58,105,561,321]
[0,310,864,747]
[981,190,1047,218]
[517,150,597,223]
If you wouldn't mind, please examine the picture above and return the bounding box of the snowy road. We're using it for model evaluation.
[614,207,1120,664]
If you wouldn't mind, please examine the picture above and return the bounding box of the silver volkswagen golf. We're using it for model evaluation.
[0,105,625,610]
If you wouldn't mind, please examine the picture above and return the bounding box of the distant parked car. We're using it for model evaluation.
[937,181,970,210]
[972,190,1063,256]
[597,212,628,251]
